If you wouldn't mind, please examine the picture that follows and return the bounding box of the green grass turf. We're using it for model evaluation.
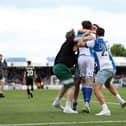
[0,88,126,126]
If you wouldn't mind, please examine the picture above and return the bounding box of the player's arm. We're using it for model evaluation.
[73,45,78,52]
[78,29,91,36]
[74,29,91,42]
[77,35,94,47]
[74,36,82,42]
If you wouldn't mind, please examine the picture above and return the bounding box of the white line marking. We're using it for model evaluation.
[1,120,126,126]
[78,99,119,105]
[91,100,119,105]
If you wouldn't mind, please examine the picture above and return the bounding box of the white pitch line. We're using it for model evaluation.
[62,97,119,105]
[91,100,119,105]
[1,120,126,126]
[78,99,119,105]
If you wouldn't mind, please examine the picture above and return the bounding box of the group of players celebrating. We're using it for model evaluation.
[52,20,126,116]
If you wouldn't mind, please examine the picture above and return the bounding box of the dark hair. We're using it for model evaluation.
[81,20,92,30]
[65,29,75,40]
[96,27,105,36]
[27,60,31,65]
[93,24,99,28]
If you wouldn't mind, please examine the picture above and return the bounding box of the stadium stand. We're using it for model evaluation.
[2,57,126,89]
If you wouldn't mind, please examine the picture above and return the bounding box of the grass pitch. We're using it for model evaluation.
[0,88,126,126]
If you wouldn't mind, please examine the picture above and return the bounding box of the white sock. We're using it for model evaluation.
[85,102,89,106]
[116,94,125,104]
[65,101,71,108]
[55,96,61,103]
[102,103,109,111]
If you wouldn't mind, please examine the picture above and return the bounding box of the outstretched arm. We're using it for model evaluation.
[77,35,94,47]
[78,29,91,36]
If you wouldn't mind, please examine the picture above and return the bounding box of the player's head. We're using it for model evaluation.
[92,24,99,32]
[96,27,105,37]
[27,60,31,65]
[65,29,75,40]
[81,20,92,30]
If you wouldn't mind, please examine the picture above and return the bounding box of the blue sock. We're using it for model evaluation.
[82,84,93,103]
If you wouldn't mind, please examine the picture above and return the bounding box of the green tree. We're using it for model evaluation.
[111,44,126,56]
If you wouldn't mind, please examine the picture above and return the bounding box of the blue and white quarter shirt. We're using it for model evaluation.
[85,37,116,71]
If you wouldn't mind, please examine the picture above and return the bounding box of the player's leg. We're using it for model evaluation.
[29,78,34,98]
[94,70,112,116]
[94,82,111,116]
[73,65,81,111]
[78,55,86,108]
[52,86,67,110]
[105,82,126,108]
[52,64,67,110]
[31,80,34,91]
[26,79,31,98]
[73,78,81,110]
[81,57,94,113]
[63,82,78,114]
[52,64,78,113]
[82,77,93,113]
[61,70,78,113]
